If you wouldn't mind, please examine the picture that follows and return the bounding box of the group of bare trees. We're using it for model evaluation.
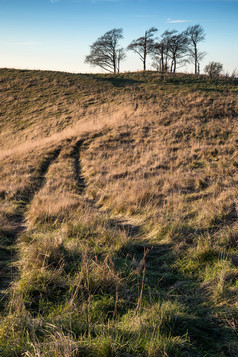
[151,26,206,74]
[85,25,206,74]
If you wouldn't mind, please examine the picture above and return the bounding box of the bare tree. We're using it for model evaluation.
[116,48,126,73]
[85,28,125,73]
[231,68,238,79]
[204,61,223,77]
[186,24,206,74]
[151,40,166,72]
[151,42,163,72]
[152,30,176,73]
[167,31,188,73]
[127,27,158,71]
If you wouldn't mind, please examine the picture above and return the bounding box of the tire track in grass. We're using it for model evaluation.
[70,138,153,267]
[0,147,62,304]
[71,137,146,240]
[70,137,175,317]
[71,140,86,194]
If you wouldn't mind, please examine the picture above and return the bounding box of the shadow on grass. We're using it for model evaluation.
[160,73,238,93]
[114,240,236,356]
[82,73,143,88]
[5,227,236,355]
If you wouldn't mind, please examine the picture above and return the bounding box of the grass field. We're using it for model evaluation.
[0,68,237,356]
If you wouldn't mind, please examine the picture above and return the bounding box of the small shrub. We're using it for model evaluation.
[204,61,223,77]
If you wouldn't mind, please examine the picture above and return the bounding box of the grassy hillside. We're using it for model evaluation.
[0,68,237,356]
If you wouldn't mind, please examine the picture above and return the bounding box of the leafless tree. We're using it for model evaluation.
[231,68,238,78]
[167,31,188,73]
[85,28,125,73]
[152,30,176,73]
[186,24,206,74]
[204,61,223,77]
[116,48,126,73]
[151,40,166,72]
[127,27,158,71]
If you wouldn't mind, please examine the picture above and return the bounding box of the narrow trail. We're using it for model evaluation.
[0,139,84,305]
[0,147,62,304]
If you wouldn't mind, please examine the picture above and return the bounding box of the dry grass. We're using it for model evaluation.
[0,69,237,356]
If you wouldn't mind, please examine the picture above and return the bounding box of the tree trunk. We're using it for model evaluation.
[170,60,174,73]
[113,51,117,73]
[161,54,164,73]
[194,44,198,74]
[143,51,146,71]
[165,55,168,72]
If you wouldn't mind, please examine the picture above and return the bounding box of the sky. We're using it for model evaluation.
[0,0,238,74]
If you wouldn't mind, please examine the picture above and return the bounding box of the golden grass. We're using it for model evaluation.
[0,69,237,356]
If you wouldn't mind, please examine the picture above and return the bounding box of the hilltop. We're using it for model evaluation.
[0,68,237,356]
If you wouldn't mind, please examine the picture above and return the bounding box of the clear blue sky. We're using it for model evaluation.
[0,0,238,74]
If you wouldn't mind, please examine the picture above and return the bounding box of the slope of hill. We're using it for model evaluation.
[0,68,237,356]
